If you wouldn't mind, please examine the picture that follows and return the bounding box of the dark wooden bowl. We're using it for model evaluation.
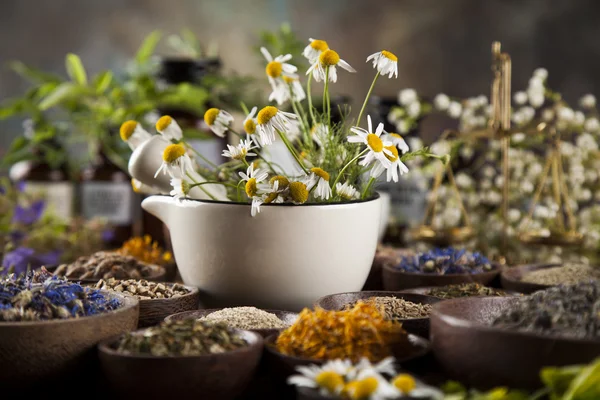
[0,291,139,388]
[430,296,600,390]
[264,333,430,382]
[314,291,440,338]
[362,247,416,291]
[500,263,560,294]
[399,286,519,298]
[382,263,502,291]
[48,263,167,285]
[165,308,298,338]
[98,329,263,399]
[137,285,200,328]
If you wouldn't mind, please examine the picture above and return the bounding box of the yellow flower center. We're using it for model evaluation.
[390,133,403,140]
[366,134,383,152]
[120,120,137,141]
[162,144,186,163]
[310,167,330,181]
[289,181,309,204]
[245,177,258,197]
[257,106,278,125]
[244,119,256,134]
[264,192,279,204]
[270,175,289,189]
[283,76,296,84]
[385,145,399,162]
[131,179,141,193]
[315,371,344,394]
[266,61,283,78]
[156,115,172,132]
[319,49,340,67]
[346,377,379,399]
[204,108,220,126]
[392,374,416,393]
[381,50,398,62]
[310,39,329,51]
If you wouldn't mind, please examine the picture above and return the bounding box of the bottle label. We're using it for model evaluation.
[23,182,75,222]
[81,182,134,225]
[378,178,428,226]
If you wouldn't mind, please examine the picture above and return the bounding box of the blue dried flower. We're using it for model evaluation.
[395,247,493,275]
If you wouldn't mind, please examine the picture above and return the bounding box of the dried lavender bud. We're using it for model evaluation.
[0,268,121,322]
[394,247,493,275]
[114,319,248,356]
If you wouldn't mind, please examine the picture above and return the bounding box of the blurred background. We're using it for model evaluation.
[2,0,600,151]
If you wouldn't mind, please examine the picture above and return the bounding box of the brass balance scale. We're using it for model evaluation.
[411,42,583,250]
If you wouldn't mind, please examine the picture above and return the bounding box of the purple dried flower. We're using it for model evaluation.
[12,200,46,225]
[1,247,35,275]
[15,181,26,192]
[102,229,116,243]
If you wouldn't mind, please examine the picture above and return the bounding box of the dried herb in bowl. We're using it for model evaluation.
[427,283,509,299]
[348,297,432,319]
[54,251,161,280]
[114,319,248,356]
[521,263,600,286]
[94,278,188,300]
[276,302,408,362]
[0,268,121,321]
[394,247,493,275]
[197,307,289,330]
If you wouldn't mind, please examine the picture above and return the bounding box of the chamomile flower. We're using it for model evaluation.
[261,46,298,95]
[303,38,329,64]
[384,133,409,154]
[119,120,152,150]
[250,197,263,217]
[204,108,234,138]
[238,164,269,198]
[391,374,444,399]
[288,181,310,204]
[370,145,409,182]
[366,50,398,78]
[348,115,393,169]
[156,115,183,141]
[283,75,306,102]
[169,177,191,202]
[311,123,330,147]
[307,167,332,200]
[344,375,399,400]
[256,106,298,146]
[307,49,356,83]
[154,144,194,178]
[288,359,352,396]
[222,137,257,161]
[336,182,359,200]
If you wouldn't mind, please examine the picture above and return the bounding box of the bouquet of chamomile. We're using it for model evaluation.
[120,37,444,216]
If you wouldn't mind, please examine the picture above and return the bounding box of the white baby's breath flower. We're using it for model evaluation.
[307,167,332,200]
[155,115,183,141]
[455,173,473,189]
[204,108,234,138]
[476,95,488,106]
[542,109,555,122]
[576,132,599,151]
[534,68,548,80]
[155,143,195,178]
[366,50,398,78]
[512,132,526,143]
[448,101,463,118]
[558,107,575,122]
[385,133,409,154]
[528,91,545,108]
[580,94,596,109]
[398,89,417,106]
[255,106,298,146]
[222,137,257,161]
[407,101,421,118]
[396,119,410,134]
[119,120,152,150]
[169,177,190,201]
[574,111,586,126]
[433,93,450,110]
[336,182,359,200]
[584,117,600,132]
[348,115,393,169]
[514,91,528,105]
[306,49,355,82]
[303,38,329,64]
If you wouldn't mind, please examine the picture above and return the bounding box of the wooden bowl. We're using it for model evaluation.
[400,286,519,299]
[134,284,200,328]
[264,333,430,382]
[382,263,502,291]
[0,291,139,388]
[165,308,298,338]
[363,247,416,291]
[500,263,559,294]
[430,296,600,390]
[48,263,167,285]
[314,291,440,338]
[98,329,263,399]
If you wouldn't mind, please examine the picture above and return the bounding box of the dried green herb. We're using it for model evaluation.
[114,319,248,356]
[427,283,509,299]
[94,278,188,300]
[349,297,432,319]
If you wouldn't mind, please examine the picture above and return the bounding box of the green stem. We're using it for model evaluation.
[289,90,310,146]
[185,172,217,200]
[361,177,376,199]
[184,141,219,170]
[331,148,369,195]
[190,181,239,189]
[356,71,380,128]
[240,102,250,115]
[323,66,330,125]
[307,73,317,125]
[277,129,309,175]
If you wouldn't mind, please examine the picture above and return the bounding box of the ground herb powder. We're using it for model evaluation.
[198,306,288,330]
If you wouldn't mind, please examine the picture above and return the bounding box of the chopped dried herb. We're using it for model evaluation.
[349,297,432,319]
[427,283,509,299]
[276,302,408,362]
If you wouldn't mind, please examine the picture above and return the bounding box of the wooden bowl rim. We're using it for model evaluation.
[313,291,440,321]
[431,296,600,345]
[98,327,264,360]
[0,290,139,327]
[382,261,502,278]
[263,332,430,364]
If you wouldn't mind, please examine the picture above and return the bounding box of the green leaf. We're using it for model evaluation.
[0,99,26,119]
[563,358,600,400]
[8,61,62,84]
[541,365,583,398]
[65,53,87,85]
[136,30,162,64]
[94,71,113,93]
[38,82,84,110]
